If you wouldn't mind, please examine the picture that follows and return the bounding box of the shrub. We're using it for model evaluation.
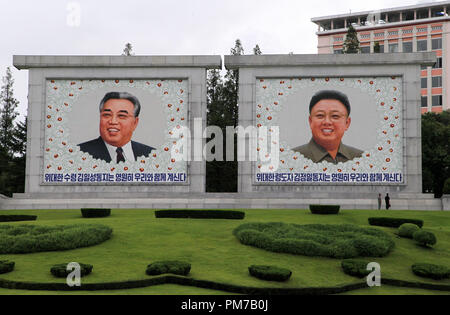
[0,260,15,274]
[368,217,424,228]
[412,263,450,280]
[0,215,37,222]
[0,224,113,254]
[233,223,394,259]
[50,263,93,278]
[412,230,437,247]
[341,259,371,278]
[309,205,340,215]
[81,208,111,218]
[248,265,292,282]
[146,261,191,276]
[443,178,450,195]
[398,223,420,239]
[155,210,245,220]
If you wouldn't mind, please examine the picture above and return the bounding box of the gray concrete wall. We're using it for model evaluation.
[225,53,436,196]
[14,55,222,195]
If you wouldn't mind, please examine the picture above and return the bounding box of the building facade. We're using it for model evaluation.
[312,1,450,113]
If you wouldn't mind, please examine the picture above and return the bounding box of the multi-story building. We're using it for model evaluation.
[312,1,450,113]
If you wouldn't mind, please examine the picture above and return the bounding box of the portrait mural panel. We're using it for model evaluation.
[43,79,188,184]
[255,77,403,184]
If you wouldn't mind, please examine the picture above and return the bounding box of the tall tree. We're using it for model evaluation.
[0,67,19,157]
[343,24,360,54]
[122,43,134,56]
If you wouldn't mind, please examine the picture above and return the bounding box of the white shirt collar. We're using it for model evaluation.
[103,140,134,163]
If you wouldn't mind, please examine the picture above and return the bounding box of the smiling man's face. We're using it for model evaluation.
[309,99,351,150]
[99,99,139,148]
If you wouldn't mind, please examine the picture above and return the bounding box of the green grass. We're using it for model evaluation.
[0,209,449,295]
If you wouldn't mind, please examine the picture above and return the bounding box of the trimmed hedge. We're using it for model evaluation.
[412,230,437,247]
[398,223,421,239]
[0,261,15,274]
[50,263,93,278]
[248,265,292,282]
[233,222,395,259]
[368,217,424,228]
[146,261,191,276]
[81,208,111,218]
[155,210,245,220]
[309,205,340,215]
[0,215,37,222]
[0,224,113,254]
[341,259,371,278]
[412,263,450,280]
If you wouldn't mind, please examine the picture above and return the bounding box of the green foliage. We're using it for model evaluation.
[50,263,93,278]
[309,205,340,214]
[398,223,421,238]
[422,111,450,197]
[413,230,437,247]
[412,263,450,280]
[368,217,424,228]
[374,42,381,53]
[146,261,191,276]
[341,259,371,278]
[0,224,112,254]
[0,260,15,274]
[154,209,245,219]
[233,222,394,259]
[443,178,450,194]
[0,215,37,222]
[81,208,111,218]
[248,265,292,282]
[343,25,360,54]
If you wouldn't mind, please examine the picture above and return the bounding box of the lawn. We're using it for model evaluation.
[0,209,449,295]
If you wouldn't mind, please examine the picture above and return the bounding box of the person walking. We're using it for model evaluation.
[385,193,391,210]
[377,193,382,210]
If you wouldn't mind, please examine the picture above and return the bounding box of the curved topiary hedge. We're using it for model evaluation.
[412,263,450,280]
[155,210,245,220]
[0,224,113,254]
[398,223,421,239]
[233,222,395,259]
[248,265,292,282]
[309,205,340,215]
[50,263,93,278]
[146,261,191,276]
[341,259,371,278]
[0,261,15,274]
[368,217,424,228]
[81,208,111,218]
[412,230,437,247]
[0,215,37,222]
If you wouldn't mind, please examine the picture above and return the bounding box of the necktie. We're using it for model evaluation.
[116,147,125,163]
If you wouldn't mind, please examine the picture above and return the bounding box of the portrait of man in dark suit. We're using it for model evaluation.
[292,90,363,164]
[78,91,155,163]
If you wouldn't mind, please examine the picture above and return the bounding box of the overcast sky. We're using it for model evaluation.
[0,0,434,120]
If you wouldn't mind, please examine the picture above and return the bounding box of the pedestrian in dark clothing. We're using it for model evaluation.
[377,194,382,210]
[385,193,391,210]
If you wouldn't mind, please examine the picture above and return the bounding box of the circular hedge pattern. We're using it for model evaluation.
[398,223,420,239]
[0,260,15,274]
[233,222,395,259]
[0,224,113,254]
[413,230,437,247]
[341,259,371,278]
[50,263,93,278]
[412,263,450,280]
[146,261,191,276]
[248,265,292,282]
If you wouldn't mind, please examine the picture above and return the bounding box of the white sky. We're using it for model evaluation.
[0,0,434,120]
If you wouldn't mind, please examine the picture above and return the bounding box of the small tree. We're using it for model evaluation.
[122,43,134,56]
[253,44,262,55]
[374,42,381,53]
[0,67,19,157]
[343,25,360,54]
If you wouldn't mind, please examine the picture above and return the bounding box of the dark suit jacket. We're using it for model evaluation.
[78,137,155,162]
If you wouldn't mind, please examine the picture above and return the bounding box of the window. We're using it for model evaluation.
[417,9,429,19]
[403,41,413,52]
[374,32,384,38]
[417,27,428,33]
[361,46,370,54]
[432,38,442,50]
[433,57,442,69]
[388,31,398,36]
[402,11,414,21]
[421,96,428,107]
[431,25,442,31]
[334,49,343,54]
[389,43,398,53]
[417,40,428,51]
[388,13,400,22]
[421,78,427,88]
[421,65,428,70]
[432,76,442,87]
[334,20,345,29]
[402,29,413,34]
[432,95,442,106]
[431,7,445,17]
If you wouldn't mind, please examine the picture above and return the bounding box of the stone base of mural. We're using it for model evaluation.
[0,192,444,211]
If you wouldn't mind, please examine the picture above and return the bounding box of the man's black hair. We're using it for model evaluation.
[99,91,141,117]
[309,90,351,116]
